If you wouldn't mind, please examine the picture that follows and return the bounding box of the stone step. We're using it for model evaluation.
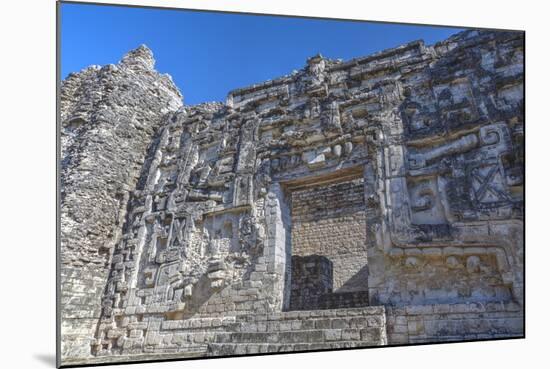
[215,327,383,344]
[234,306,385,323]
[208,340,381,355]
[235,315,384,332]
[290,290,370,311]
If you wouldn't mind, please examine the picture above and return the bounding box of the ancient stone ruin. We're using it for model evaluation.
[60,29,524,365]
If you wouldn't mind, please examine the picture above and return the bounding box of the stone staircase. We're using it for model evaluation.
[207,306,387,356]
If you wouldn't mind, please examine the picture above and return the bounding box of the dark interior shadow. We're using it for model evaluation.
[33,353,56,367]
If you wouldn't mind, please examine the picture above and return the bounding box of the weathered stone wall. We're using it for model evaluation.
[207,306,387,355]
[60,46,183,359]
[60,29,524,366]
[368,252,512,306]
[363,30,524,307]
[386,301,523,344]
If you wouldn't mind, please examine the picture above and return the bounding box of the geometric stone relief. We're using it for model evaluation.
[470,164,510,205]
[407,176,448,225]
[60,29,524,365]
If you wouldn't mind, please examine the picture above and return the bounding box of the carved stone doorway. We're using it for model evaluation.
[279,166,370,311]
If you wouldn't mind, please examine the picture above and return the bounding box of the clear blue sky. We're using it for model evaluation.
[61,2,464,105]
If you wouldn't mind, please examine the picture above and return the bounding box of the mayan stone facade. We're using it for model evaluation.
[59,29,524,365]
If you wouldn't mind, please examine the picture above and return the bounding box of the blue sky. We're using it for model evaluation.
[61,3,464,105]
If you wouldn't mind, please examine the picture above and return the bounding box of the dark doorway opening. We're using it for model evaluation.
[283,166,370,310]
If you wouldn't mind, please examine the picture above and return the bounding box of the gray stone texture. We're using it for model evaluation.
[60,30,524,365]
[291,178,369,293]
[60,45,183,358]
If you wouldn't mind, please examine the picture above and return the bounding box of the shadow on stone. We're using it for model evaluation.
[337,264,369,293]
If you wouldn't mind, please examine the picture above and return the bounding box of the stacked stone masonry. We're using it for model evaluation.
[60,30,524,365]
[291,178,369,293]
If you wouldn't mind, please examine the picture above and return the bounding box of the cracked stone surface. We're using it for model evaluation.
[60,30,524,365]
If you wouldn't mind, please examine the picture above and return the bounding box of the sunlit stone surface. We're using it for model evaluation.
[60,30,524,365]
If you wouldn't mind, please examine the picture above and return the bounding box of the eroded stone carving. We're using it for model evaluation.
[60,30,524,365]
